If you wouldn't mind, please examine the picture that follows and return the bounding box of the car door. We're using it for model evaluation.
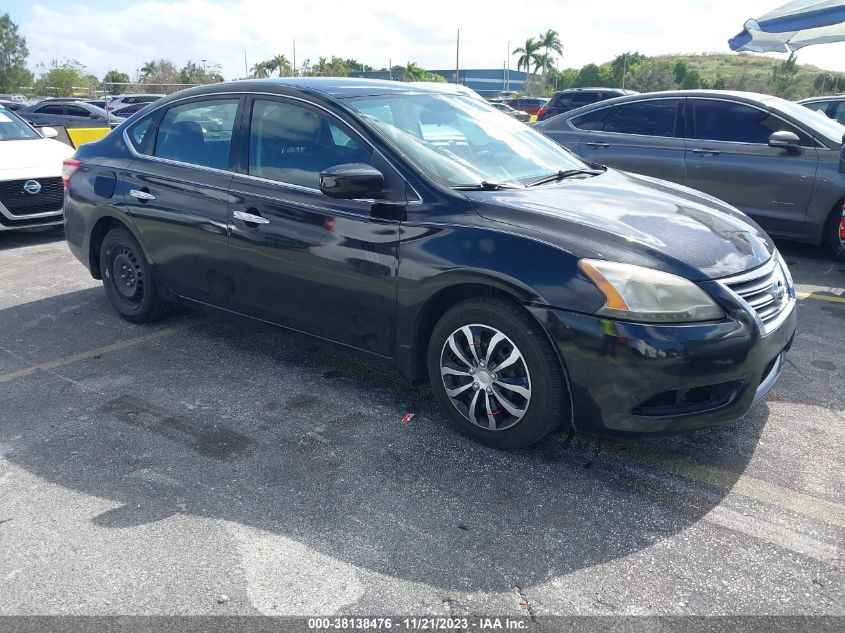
[63,104,102,128]
[122,97,242,303]
[226,96,403,356]
[683,98,819,236]
[574,98,686,182]
[24,103,66,127]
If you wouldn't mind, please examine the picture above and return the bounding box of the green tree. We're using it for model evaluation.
[536,29,563,93]
[138,59,179,92]
[35,59,88,96]
[103,70,130,94]
[610,52,647,87]
[625,61,676,92]
[772,52,799,99]
[250,61,271,78]
[344,59,372,72]
[0,13,33,93]
[513,37,541,94]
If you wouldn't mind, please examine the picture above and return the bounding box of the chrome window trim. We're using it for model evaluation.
[122,90,422,204]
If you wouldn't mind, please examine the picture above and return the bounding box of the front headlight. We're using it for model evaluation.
[579,259,725,323]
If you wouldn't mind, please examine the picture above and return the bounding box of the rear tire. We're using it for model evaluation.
[99,227,173,323]
[427,296,569,449]
[824,200,845,258]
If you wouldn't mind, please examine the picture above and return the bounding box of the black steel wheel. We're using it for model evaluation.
[100,227,172,322]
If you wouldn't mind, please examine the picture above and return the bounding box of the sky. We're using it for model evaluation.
[6,0,845,81]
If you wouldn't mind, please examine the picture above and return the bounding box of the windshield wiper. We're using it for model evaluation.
[526,168,606,187]
[452,180,523,191]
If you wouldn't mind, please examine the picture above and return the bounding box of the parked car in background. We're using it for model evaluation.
[537,90,845,253]
[17,100,125,129]
[0,93,28,104]
[537,88,638,121]
[104,94,165,113]
[503,97,548,117]
[799,95,845,125]
[64,78,795,448]
[490,101,531,122]
[0,100,25,111]
[0,105,74,231]
[109,103,151,118]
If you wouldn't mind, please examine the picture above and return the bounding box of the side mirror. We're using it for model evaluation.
[319,163,384,199]
[41,126,59,139]
[768,130,802,153]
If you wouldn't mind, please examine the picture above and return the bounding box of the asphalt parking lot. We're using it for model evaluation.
[0,228,843,616]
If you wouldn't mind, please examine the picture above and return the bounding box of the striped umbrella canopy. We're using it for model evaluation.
[729,0,845,52]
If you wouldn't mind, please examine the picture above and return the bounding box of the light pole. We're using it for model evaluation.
[506,40,511,93]
[455,28,461,84]
[293,39,297,76]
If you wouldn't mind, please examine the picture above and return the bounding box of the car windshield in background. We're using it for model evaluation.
[346,94,586,188]
[0,108,39,140]
[767,96,845,143]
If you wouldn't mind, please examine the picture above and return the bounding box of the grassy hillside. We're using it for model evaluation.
[652,53,841,99]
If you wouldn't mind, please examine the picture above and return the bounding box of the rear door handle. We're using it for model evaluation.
[586,142,611,148]
[129,189,156,201]
[233,209,270,225]
[692,148,721,156]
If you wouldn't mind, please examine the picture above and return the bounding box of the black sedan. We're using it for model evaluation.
[63,78,796,448]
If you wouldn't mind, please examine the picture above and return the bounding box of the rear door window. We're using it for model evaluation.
[601,99,680,137]
[37,104,65,116]
[154,99,239,170]
[65,105,92,119]
[830,102,845,125]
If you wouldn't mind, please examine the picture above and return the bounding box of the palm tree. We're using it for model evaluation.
[139,60,159,81]
[250,62,270,78]
[537,29,563,94]
[512,37,540,94]
[271,54,291,77]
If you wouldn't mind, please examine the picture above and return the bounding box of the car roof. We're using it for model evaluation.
[798,95,845,103]
[551,89,787,117]
[160,78,454,102]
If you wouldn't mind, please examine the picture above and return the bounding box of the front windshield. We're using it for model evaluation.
[768,96,845,144]
[0,108,39,140]
[345,93,587,187]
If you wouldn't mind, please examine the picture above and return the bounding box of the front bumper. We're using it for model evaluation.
[528,300,796,434]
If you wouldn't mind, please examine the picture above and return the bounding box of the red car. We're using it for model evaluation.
[503,97,549,117]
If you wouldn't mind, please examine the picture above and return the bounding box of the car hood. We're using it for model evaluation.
[465,169,774,281]
[0,138,74,179]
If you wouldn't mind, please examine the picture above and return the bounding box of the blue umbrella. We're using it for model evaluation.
[729,0,845,52]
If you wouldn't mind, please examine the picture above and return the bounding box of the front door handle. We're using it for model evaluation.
[692,148,721,156]
[129,189,156,201]
[233,209,270,225]
[586,142,611,149]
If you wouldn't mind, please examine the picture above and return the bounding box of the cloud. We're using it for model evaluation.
[18,0,845,81]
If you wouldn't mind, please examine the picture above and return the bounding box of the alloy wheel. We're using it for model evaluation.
[439,324,532,431]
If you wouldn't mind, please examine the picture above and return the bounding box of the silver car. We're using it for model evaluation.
[799,95,845,126]
[536,90,845,252]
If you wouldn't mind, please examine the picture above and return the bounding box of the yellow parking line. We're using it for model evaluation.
[0,320,201,385]
[796,291,845,305]
[597,439,845,528]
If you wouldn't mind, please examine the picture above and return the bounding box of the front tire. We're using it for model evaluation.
[427,296,569,449]
[99,227,172,323]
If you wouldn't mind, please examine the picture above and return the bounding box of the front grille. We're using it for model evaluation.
[0,177,63,217]
[721,257,793,335]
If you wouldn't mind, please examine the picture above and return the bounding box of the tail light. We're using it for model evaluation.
[107,106,114,111]
[536,107,548,119]
[62,158,81,188]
